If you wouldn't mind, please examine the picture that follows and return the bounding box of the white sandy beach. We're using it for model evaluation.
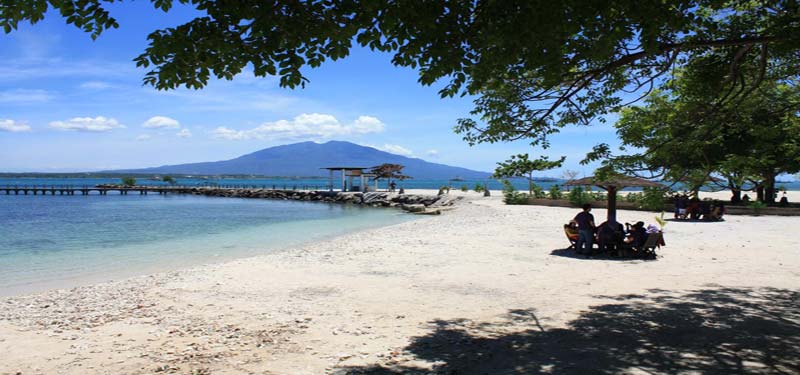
[1,192,798,374]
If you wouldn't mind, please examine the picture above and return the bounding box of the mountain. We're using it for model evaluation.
[111,141,491,179]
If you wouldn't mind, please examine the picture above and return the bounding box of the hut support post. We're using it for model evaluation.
[607,186,618,224]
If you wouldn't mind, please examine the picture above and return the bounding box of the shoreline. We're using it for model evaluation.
[0,195,425,298]
[2,192,798,374]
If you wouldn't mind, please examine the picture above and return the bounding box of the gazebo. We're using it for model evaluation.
[321,167,379,192]
[565,175,665,224]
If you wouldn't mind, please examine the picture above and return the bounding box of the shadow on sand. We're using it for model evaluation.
[549,248,654,261]
[335,287,799,374]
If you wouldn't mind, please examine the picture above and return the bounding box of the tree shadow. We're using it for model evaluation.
[549,248,653,262]
[335,287,799,374]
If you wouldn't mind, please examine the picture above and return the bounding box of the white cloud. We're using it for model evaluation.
[426,149,440,158]
[79,81,114,90]
[176,128,192,138]
[351,116,385,133]
[211,113,385,141]
[142,116,180,129]
[379,144,414,157]
[0,119,31,132]
[135,134,152,141]
[49,116,125,132]
[0,89,53,104]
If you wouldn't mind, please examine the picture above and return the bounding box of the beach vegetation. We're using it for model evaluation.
[500,179,527,205]
[121,176,136,186]
[530,183,547,199]
[493,154,565,196]
[589,190,607,202]
[460,185,468,192]
[162,175,177,185]
[548,184,563,200]
[625,187,668,211]
[748,200,767,216]
[587,64,800,205]
[654,212,668,230]
[568,186,593,207]
[473,184,485,193]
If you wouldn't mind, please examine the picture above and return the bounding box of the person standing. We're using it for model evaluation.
[573,203,596,256]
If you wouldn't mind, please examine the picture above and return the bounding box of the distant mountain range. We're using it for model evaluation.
[110,141,492,179]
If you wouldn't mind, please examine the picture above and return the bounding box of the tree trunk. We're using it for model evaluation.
[730,188,742,203]
[528,173,533,195]
[607,186,618,224]
[756,184,765,202]
[764,173,777,204]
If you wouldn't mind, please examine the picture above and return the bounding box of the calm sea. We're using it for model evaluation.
[1,176,798,191]
[0,193,415,296]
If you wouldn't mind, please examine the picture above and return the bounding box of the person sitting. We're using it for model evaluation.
[779,192,789,207]
[687,199,701,220]
[709,201,726,221]
[700,201,712,221]
[596,221,625,254]
[674,195,688,219]
[624,221,648,249]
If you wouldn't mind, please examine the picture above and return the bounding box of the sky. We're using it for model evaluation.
[0,2,622,177]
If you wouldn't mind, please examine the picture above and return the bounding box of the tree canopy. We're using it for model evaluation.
[493,154,565,194]
[3,0,798,149]
[369,163,409,182]
[590,68,800,203]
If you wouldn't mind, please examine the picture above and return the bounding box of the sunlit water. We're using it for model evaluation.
[0,194,415,296]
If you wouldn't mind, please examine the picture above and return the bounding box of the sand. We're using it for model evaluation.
[1,192,798,374]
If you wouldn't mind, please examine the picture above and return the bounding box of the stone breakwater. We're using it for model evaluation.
[185,188,460,214]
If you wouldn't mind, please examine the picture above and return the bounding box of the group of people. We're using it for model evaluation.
[569,204,656,257]
[673,195,725,221]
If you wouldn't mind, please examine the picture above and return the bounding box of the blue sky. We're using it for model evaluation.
[0,2,620,176]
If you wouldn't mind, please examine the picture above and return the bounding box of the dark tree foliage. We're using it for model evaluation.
[591,73,800,203]
[2,0,798,149]
[369,163,410,183]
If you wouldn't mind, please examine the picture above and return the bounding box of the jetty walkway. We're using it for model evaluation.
[0,184,328,196]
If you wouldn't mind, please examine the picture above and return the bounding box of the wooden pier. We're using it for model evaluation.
[1,184,328,196]
[1,185,187,196]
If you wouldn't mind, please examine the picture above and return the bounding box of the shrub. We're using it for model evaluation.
[625,192,643,203]
[163,175,177,185]
[748,200,766,215]
[530,182,547,199]
[624,188,667,210]
[548,184,563,200]
[640,187,667,211]
[505,192,530,205]
[501,179,529,204]
[590,190,607,201]
[121,176,136,186]
[568,186,593,206]
[474,184,485,193]
[460,185,469,192]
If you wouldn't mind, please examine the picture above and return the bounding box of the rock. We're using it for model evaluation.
[400,204,426,213]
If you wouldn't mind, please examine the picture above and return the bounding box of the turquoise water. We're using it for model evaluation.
[0,194,415,296]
